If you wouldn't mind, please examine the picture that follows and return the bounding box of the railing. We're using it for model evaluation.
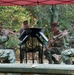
[0,63,74,75]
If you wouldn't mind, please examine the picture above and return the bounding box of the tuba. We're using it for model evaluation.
[25,37,38,49]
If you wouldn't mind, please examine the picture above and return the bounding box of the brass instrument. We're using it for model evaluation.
[53,29,70,40]
[25,37,38,49]
[3,29,16,36]
[53,32,65,40]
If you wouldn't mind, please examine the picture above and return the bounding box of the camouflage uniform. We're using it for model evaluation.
[49,36,66,64]
[69,29,74,48]
[0,32,16,63]
[0,49,16,63]
[61,28,74,64]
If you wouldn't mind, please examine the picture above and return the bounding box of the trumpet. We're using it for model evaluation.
[53,30,69,40]
[53,28,73,40]
[2,28,17,36]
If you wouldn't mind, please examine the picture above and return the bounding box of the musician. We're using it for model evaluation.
[49,22,68,64]
[61,22,74,64]
[19,20,52,63]
[68,23,74,48]
[0,22,16,63]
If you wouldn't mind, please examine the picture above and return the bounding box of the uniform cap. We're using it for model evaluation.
[52,22,59,26]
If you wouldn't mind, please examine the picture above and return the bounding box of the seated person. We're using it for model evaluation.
[0,22,16,63]
[61,22,74,64]
[49,22,69,64]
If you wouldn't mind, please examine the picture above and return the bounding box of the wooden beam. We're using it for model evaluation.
[0,64,74,75]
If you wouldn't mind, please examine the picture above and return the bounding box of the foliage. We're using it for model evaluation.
[4,35,20,50]
[58,5,74,30]
[0,5,74,50]
[0,6,30,31]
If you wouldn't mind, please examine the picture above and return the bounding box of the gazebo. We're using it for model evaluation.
[0,1,74,75]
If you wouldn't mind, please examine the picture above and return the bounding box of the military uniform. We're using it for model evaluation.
[0,30,16,63]
[49,36,66,64]
[0,49,16,63]
[49,29,70,64]
[61,28,74,64]
[69,29,74,48]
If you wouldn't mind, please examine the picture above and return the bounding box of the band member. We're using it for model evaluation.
[49,22,68,64]
[61,22,74,64]
[0,22,16,63]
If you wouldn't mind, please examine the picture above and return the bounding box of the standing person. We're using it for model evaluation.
[19,20,52,63]
[19,20,30,63]
[49,22,68,64]
[20,20,29,34]
[0,22,16,63]
[61,22,74,64]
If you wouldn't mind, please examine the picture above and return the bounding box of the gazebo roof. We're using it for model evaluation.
[0,0,74,6]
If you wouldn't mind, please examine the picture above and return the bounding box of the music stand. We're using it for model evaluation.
[19,28,49,63]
